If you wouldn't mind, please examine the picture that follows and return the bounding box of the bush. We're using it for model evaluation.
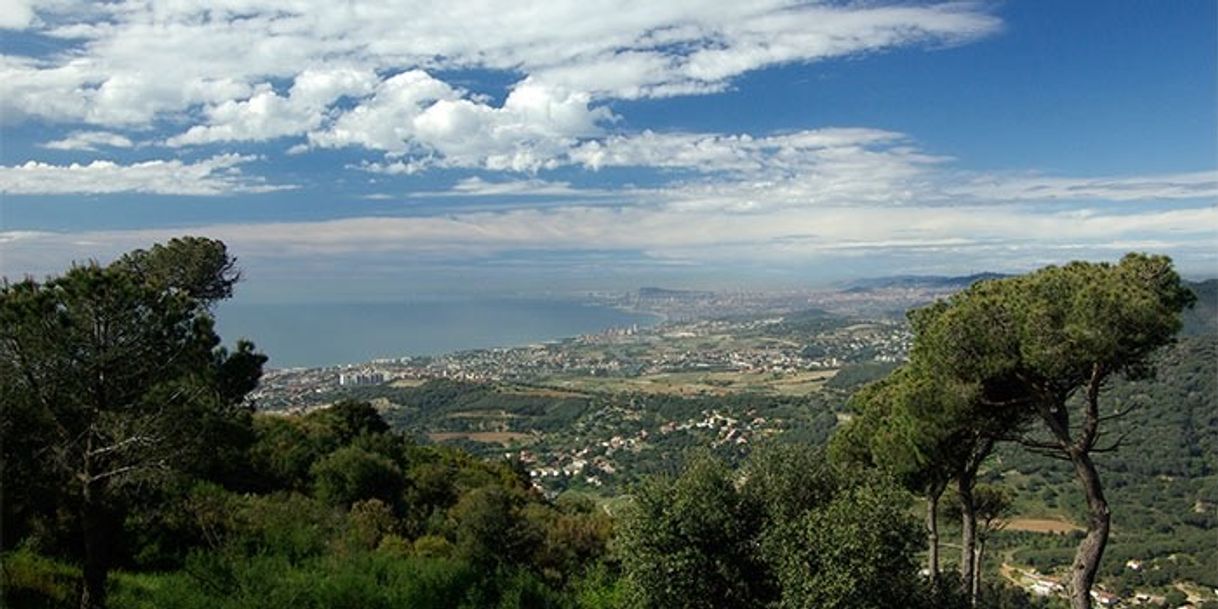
[0,548,80,609]
[311,447,405,510]
[110,551,482,609]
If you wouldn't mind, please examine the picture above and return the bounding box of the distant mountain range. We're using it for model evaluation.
[843,272,1010,291]
[1182,279,1217,336]
[637,286,716,298]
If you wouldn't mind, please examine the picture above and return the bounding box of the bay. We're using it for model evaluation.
[215,299,657,369]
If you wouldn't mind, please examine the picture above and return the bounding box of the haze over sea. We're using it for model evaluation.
[215,299,658,369]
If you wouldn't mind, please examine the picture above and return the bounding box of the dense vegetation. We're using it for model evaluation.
[990,334,1218,590]
[3,240,1213,609]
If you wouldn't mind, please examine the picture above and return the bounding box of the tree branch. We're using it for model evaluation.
[1090,431,1131,454]
[1078,362,1106,452]
[86,433,162,458]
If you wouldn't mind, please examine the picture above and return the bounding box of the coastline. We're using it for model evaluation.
[218,298,664,370]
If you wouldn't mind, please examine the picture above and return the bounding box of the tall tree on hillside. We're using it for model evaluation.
[944,485,1013,603]
[830,373,952,590]
[0,237,265,609]
[910,253,1194,609]
[831,365,1024,605]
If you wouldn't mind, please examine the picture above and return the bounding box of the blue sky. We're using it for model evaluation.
[1,0,1214,301]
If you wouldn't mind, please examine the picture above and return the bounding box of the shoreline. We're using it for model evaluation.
[230,297,666,371]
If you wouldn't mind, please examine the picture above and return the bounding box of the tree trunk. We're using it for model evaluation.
[79,494,109,609]
[1068,449,1110,609]
[972,539,985,605]
[958,475,977,605]
[927,492,941,589]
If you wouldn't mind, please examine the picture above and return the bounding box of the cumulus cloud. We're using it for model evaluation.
[0,154,292,195]
[305,74,612,171]
[0,0,37,29]
[1,1,998,157]
[166,67,379,146]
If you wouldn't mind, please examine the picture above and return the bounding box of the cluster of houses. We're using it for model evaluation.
[1010,562,1208,608]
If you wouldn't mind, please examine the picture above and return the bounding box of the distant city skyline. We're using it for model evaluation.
[2,1,1214,302]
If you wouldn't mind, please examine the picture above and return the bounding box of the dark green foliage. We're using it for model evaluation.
[529,494,614,583]
[113,236,241,305]
[617,450,950,609]
[766,479,923,609]
[114,552,483,609]
[309,399,391,438]
[905,253,1195,609]
[311,446,405,509]
[0,547,82,609]
[450,485,542,570]
[741,443,837,524]
[825,361,900,391]
[617,453,771,609]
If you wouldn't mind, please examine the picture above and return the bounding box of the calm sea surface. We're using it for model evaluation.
[215,299,657,369]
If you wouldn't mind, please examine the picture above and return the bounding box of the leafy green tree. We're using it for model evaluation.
[1163,590,1187,607]
[307,399,391,440]
[311,446,406,509]
[526,494,613,583]
[0,237,264,609]
[249,415,325,490]
[248,400,396,492]
[766,477,923,609]
[112,236,241,304]
[910,253,1194,609]
[617,453,771,609]
[345,498,399,550]
[745,443,837,526]
[831,365,1022,602]
[450,485,541,571]
[831,372,954,589]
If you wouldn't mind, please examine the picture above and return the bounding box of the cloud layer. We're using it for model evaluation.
[0,155,289,195]
[5,202,1214,279]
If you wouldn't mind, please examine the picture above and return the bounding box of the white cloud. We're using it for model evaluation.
[0,0,36,29]
[4,203,1213,273]
[533,3,999,98]
[166,67,379,146]
[367,124,1215,217]
[308,75,613,171]
[305,70,463,154]
[0,154,292,195]
[409,177,613,198]
[570,128,924,174]
[946,171,1218,202]
[42,130,135,151]
[1,1,998,156]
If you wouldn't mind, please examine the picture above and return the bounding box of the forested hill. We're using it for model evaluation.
[1182,278,1218,335]
[990,332,1217,592]
[844,272,1011,291]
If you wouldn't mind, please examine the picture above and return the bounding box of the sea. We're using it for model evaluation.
[214,299,659,369]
